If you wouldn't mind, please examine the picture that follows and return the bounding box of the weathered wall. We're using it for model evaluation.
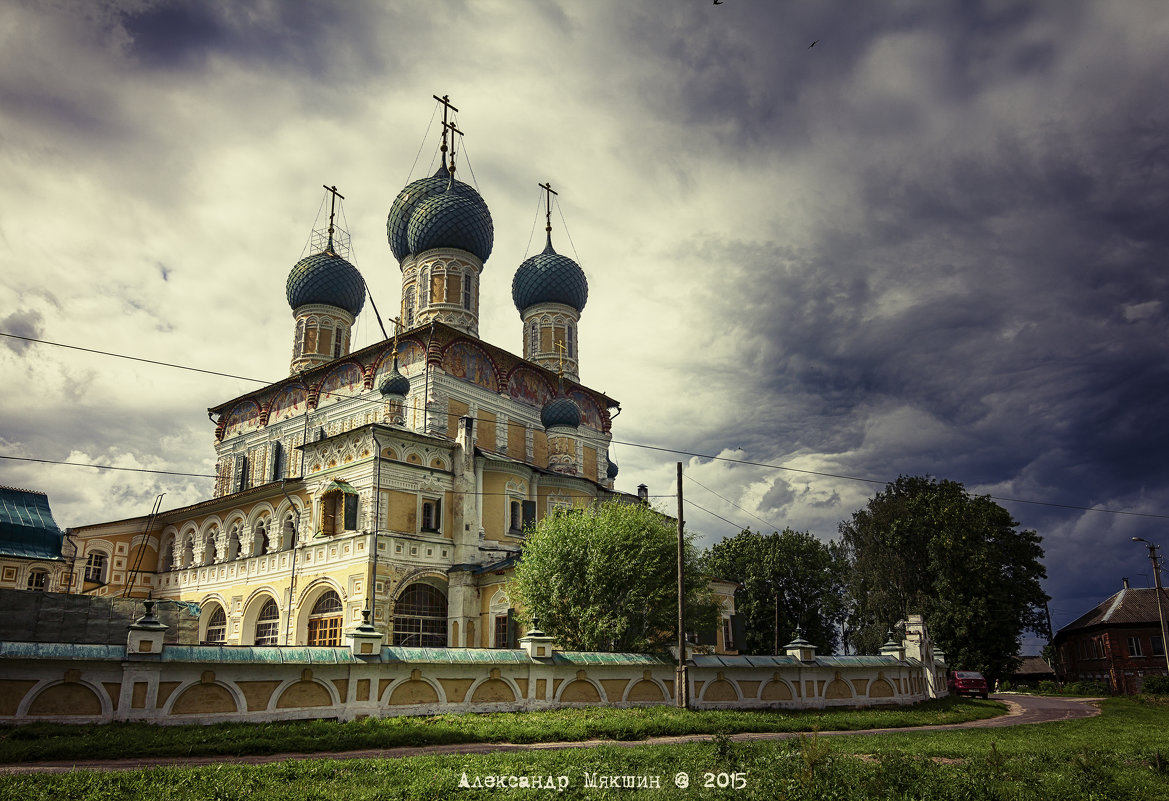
[0,641,946,725]
[0,589,198,645]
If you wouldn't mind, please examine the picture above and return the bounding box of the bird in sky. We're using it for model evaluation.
[714,0,723,5]
[810,40,819,47]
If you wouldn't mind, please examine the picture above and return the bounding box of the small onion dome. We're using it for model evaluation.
[386,165,452,262]
[606,454,619,479]
[511,234,588,313]
[286,247,366,316]
[405,180,494,262]
[378,361,410,397]
[541,396,581,430]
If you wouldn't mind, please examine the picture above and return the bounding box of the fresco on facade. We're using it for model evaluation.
[374,340,425,387]
[507,368,555,408]
[317,363,364,406]
[569,390,604,431]
[268,385,307,422]
[443,341,497,391]
[222,400,261,438]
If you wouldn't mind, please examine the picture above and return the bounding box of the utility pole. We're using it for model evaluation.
[1133,538,1169,676]
[676,461,687,710]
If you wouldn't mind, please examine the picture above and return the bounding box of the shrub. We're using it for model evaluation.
[1063,680,1109,696]
[997,680,1013,692]
[1141,676,1169,695]
[1037,680,1059,694]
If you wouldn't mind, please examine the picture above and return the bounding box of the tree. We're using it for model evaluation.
[840,475,1049,683]
[509,500,719,652]
[703,529,848,656]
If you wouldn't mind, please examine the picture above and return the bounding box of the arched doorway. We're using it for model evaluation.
[392,583,448,647]
[307,591,343,646]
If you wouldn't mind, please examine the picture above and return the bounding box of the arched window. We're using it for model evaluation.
[282,512,296,550]
[84,552,108,584]
[419,269,428,309]
[181,536,194,569]
[254,599,280,645]
[528,320,538,356]
[202,532,217,566]
[307,590,343,647]
[566,324,574,357]
[204,606,227,644]
[294,319,304,358]
[405,286,415,326]
[253,519,269,556]
[159,539,174,572]
[27,569,48,592]
[392,583,448,647]
[320,323,333,357]
[227,524,241,561]
[462,274,472,310]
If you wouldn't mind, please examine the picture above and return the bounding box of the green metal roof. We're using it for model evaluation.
[0,487,65,561]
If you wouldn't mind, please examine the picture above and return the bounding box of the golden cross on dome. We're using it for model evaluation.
[388,315,404,360]
[555,338,568,377]
[539,181,558,235]
[322,184,345,246]
[433,94,459,170]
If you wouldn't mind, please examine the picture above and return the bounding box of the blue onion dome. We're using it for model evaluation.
[386,165,451,262]
[606,454,619,479]
[378,360,410,397]
[541,396,581,430]
[511,234,588,313]
[286,246,366,316]
[405,180,494,262]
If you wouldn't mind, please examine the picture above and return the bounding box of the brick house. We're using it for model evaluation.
[1053,579,1169,694]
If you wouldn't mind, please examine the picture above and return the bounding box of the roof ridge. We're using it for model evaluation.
[1101,588,1127,622]
[0,485,48,496]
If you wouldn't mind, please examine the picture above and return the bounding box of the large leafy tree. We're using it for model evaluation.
[840,475,1049,682]
[703,529,848,655]
[510,500,719,652]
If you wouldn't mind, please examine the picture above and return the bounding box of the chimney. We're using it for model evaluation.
[1123,577,1130,590]
[636,484,648,503]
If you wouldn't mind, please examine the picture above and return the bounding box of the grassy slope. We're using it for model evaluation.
[0,696,998,763]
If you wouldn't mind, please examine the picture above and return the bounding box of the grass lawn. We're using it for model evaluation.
[8,697,1168,800]
[0,696,998,764]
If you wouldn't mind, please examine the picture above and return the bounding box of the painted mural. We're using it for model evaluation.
[443,341,497,392]
[569,390,603,431]
[222,400,261,438]
[374,340,425,387]
[317,363,364,406]
[507,368,555,408]
[268,385,307,423]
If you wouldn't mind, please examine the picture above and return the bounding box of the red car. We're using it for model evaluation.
[947,670,989,698]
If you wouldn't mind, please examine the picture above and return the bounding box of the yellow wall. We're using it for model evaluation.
[447,399,470,438]
[477,411,497,453]
[507,422,526,461]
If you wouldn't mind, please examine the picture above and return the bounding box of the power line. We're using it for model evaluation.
[6,329,1169,522]
[684,497,746,532]
[0,455,217,479]
[685,473,782,533]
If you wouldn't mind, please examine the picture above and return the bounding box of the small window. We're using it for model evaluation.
[343,493,359,531]
[420,269,428,309]
[294,320,304,358]
[255,599,280,646]
[204,607,227,644]
[27,570,48,592]
[1128,636,1144,658]
[271,441,284,482]
[84,552,108,584]
[421,498,442,532]
[566,325,574,357]
[405,286,415,326]
[1153,635,1165,657]
[508,500,522,533]
[237,455,250,494]
[463,274,472,310]
[722,618,734,651]
[494,614,509,649]
[333,328,343,359]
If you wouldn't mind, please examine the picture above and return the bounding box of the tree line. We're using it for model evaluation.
[512,474,1049,684]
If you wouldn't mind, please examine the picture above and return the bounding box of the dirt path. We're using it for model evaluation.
[0,694,1101,775]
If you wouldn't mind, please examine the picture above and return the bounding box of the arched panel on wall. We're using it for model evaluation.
[468,673,519,704]
[24,680,108,718]
[373,340,425,382]
[760,675,795,702]
[824,672,854,700]
[567,390,603,431]
[317,362,365,406]
[557,673,603,703]
[624,672,668,703]
[222,400,262,438]
[168,678,243,716]
[442,341,498,392]
[268,384,308,423]
[384,670,444,706]
[273,670,337,710]
[700,673,741,703]
[507,367,555,408]
[869,674,896,699]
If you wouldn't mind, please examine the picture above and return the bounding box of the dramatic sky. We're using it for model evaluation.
[3,0,1168,648]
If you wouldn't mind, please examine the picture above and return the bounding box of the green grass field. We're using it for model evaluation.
[0,696,998,763]
[4,697,1168,800]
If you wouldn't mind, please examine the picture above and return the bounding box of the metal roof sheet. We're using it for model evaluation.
[0,487,65,561]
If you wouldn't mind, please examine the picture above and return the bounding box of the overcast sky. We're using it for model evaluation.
[3,0,1168,647]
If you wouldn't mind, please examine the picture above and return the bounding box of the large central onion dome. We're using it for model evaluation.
[387,167,493,263]
[286,247,366,316]
[407,182,494,262]
[512,234,588,313]
[541,396,581,430]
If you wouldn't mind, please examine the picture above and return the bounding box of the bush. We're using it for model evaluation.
[1037,680,1059,694]
[997,680,1013,692]
[1063,681,1109,696]
[1141,676,1169,695]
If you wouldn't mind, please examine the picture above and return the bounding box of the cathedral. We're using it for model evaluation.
[67,99,737,653]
